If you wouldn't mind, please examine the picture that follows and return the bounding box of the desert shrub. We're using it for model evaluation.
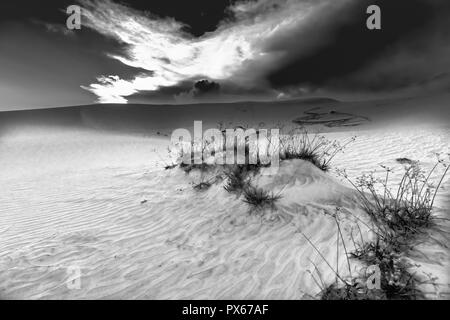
[320,282,382,300]
[170,125,355,173]
[177,138,218,173]
[351,239,423,300]
[338,159,449,243]
[192,181,212,191]
[396,158,413,165]
[223,165,251,193]
[242,185,282,210]
[301,207,430,300]
[180,162,215,173]
[279,128,355,171]
[300,215,364,299]
[164,163,178,170]
[171,125,274,173]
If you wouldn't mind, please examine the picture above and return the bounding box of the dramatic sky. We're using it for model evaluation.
[0,0,449,109]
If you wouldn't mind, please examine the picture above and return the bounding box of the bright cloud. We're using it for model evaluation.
[80,0,340,103]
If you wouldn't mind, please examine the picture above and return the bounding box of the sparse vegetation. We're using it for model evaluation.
[299,225,368,300]
[396,157,413,165]
[166,125,357,220]
[169,124,355,174]
[338,159,449,244]
[320,282,378,300]
[304,158,448,300]
[242,185,282,211]
[164,163,178,170]
[350,239,423,300]
[166,123,447,300]
[180,162,214,174]
[301,209,426,300]
[192,181,212,191]
[279,128,355,171]
[223,165,251,194]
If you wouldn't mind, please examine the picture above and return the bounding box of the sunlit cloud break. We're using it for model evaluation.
[79,0,338,103]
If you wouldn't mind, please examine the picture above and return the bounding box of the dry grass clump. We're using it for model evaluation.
[302,212,424,300]
[279,128,355,172]
[350,240,423,300]
[223,164,282,213]
[180,162,215,174]
[338,158,449,243]
[223,165,252,194]
[320,283,381,300]
[192,181,212,191]
[170,126,273,174]
[177,138,219,173]
[242,185,282,211]
[308,158,448,300]
[168,125,355,173]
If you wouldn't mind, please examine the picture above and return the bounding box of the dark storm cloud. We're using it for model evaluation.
[127,81,194,104]
[128,78,276,104]
[77,0,450,103]
[1,0,449,109]
[0,0,240,36]
[0,0,243,109]
[170,80,222,103]
[265,0,450,94]
[77,0,340,103]
[130,80,223,104]
[193,80,221,97]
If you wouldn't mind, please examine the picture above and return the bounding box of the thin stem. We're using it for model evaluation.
[430,165,449,209]
[335,216,353,279]
[298,230,348,285]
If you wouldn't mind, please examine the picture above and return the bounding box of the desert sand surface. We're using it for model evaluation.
[0,95,449,299]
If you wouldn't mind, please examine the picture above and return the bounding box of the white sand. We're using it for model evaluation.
[0,96,449,299]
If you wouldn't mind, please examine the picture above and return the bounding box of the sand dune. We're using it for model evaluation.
[0,160,367,299]
[0,96,449,299]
